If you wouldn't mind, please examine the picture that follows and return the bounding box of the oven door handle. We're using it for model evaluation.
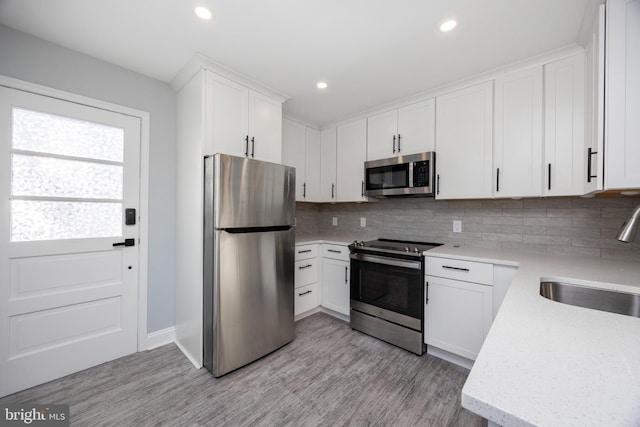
[350,253,422,270]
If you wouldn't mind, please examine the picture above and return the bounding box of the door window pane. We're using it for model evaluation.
[12,108,124,162]
[10,201,122,242]
[11,154,123,199]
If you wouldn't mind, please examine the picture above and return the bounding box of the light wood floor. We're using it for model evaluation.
[0,313,481,426]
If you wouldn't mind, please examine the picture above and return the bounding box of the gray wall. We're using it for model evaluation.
[0,25,176,333]
[296,196,640,261]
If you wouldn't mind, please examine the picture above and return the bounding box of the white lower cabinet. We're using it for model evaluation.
[294,244,319,317]
[425,256,494,363]
[321,244,350,316]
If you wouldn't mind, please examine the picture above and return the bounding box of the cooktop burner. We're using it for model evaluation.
[349,238,442,257]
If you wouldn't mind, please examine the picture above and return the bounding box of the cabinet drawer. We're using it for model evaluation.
[295,259,318,288]
[295,244,318,261]
[322,244,349,261]
[425,257,493,285]
[295,283,319,316]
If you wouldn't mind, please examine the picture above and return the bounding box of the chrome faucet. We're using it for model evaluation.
[616,205,640,243]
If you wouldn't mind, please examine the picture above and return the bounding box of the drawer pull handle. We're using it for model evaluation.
[298,249,312,254]
[327,249,341,253]
[298,290,312,296]
[298,264,313,270]
[442,265,470,272]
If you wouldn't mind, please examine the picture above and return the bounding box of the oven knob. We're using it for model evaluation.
[413,247,420,253]
[404,246,409,252]
[352,240,359,246]
[359,241,365,246]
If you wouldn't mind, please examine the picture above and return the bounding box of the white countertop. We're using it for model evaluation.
[427,245,640,427]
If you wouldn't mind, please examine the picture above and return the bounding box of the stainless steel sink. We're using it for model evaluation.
[540,281,640,318]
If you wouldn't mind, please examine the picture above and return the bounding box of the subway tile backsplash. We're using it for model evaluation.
[295,196,640,261]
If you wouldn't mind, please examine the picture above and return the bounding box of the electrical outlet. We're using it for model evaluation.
[332,217,338,226]
[453,220,462,233]
[360,217,366,227]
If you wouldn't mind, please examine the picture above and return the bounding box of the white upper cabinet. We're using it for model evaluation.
[248,90,282,163]
[282,119,322,202]
[366,99,435,161]
[337,119,367,202]
[320,127,337,202]
[305,127,321,202]
[543,54,586,196]
[282,119,306,199]
[493,66,543,198]
[204,71,282,163]
[605,0,640,189]
[435,82,494,199]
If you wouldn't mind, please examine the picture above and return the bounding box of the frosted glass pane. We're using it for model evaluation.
[12,155,123,199]
[12,108,124,162]
[11,201,122,242]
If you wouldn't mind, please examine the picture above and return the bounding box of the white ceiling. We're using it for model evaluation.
[0,0,595,127]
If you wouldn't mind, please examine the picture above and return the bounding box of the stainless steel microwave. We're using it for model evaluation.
[364,152,435,197]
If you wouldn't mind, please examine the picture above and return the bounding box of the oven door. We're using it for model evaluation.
[350,253,423,330]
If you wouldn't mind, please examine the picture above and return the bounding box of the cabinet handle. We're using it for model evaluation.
[436,174,440,195]
[327,249,342,253]
[298,264,313,270]
[344,266,348,284]
[397,134,401,152]
[298,249,312,254]
[361,181,365,197]
[547,163,551,191]
[587,148,598,183]
[298,290,312,296]
[251,137,255,158]
[244,135,249,157]
[442,265,470,272]
[393,135,396,153]
[425,281,429,304]
[303,182,306,198]
[331,183,335,199]
[496,168,500,192]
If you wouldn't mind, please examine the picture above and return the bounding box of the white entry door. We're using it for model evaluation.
[0,87,141,397]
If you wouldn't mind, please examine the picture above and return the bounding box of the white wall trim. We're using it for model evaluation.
[146,327,176,350]
[174,338,203,369]
[0,74,151,353]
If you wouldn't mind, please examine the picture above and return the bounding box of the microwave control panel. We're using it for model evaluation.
[412,161,430,187]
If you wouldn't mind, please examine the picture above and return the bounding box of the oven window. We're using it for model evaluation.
[352,260,422,318]
[366,164,408,190]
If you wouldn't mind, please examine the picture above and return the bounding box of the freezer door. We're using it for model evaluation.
[205,154,295,229]
[204,227,295,377]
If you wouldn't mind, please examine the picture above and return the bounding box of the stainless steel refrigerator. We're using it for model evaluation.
[203,153,295,377]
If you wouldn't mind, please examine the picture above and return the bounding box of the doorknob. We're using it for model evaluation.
[113,238,135,247]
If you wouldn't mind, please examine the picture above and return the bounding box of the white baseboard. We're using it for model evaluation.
[294,306,321,322]
[146,326,175,350]
[320,307,350,323]
[427,346,474,370]
[174,338,203,369]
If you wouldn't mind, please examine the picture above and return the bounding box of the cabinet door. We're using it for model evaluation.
[425,276,493,361]
[321,258,350,316]
[397,98,436,155]
[248,90,282,164]
[494,66,543,198]
[435,82,493,199]
[337,119,367,202]
[205,71,249,157]
[544,54,585,196]
[367,109,398,160]
[606,0,640,189]
[320,127,337,202]
[305,127,322,202]
[282,119,306,200]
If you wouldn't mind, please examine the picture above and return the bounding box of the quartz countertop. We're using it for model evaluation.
[426,244,640,426]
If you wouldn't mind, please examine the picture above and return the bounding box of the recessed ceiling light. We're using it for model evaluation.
[316,82,328,89]
[195,6,213,20]
[440,19,457,32]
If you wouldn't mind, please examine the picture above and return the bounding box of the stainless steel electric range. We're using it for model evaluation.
[348,238,442,355]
